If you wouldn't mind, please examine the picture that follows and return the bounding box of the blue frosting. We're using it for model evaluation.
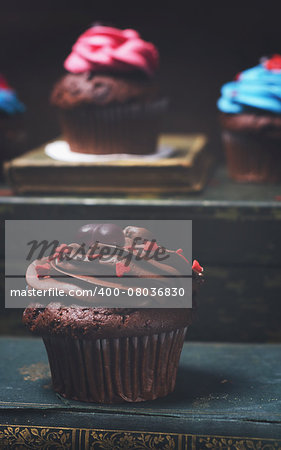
[217,63,281,114]
[0,88,25,115]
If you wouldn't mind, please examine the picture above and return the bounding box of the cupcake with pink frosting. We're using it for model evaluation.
[51,25,166,155]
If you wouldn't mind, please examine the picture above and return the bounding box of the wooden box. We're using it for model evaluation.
[4,134,214,195]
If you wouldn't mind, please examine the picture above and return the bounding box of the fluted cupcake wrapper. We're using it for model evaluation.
[222,130,281,183]
[43,326,187,403]
[58,98,168,155]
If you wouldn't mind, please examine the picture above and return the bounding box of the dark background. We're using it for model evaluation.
[1,1,281,152]
[1,2,281,342]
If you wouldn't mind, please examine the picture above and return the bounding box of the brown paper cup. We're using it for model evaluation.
[58,99,167,155]
[222,130,281,183]
[43,326,187,403]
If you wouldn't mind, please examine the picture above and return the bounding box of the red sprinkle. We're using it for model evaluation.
[88,253,100,261]
[48,244,70,261]
[35,263,51,278]
[116,261,131,277]
[124,245,134,252]
[176,248,189,263]
[234,72,241,81]
[192,260,203,274]
[143,240,159,252]
[264,54,281,71]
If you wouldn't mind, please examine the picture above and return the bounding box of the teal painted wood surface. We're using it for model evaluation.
[0,337,281,445]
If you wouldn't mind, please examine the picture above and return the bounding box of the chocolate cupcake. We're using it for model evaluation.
[51,26,166,155]
[0,74,25,163]
[23,223,203,403]
[217,55,281,183]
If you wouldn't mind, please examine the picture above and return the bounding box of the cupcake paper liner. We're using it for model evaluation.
[43,326,187,403]
[58,99,168,155]
[222,130,281,183]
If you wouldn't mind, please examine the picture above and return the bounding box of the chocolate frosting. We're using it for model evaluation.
[23,224,203,339]
[25,247,200,304]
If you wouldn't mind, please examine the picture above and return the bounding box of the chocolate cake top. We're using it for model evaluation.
[51,73,158,109]
[23,305,193,339]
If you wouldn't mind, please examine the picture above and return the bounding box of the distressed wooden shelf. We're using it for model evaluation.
[3,134,213,194]
[0,338,281,447]
[0,166,281,343]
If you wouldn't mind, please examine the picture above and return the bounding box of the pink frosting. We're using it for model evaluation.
[64,26,159,77]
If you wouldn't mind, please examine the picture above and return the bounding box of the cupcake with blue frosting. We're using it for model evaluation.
[217,55,281,183]
[0,74,25,162]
